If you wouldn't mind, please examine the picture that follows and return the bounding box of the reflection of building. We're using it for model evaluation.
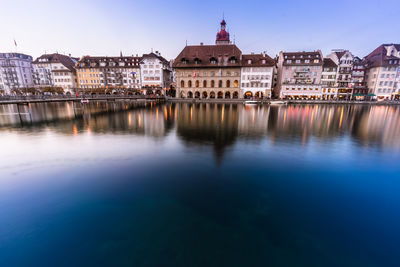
[76,55,142,91]
[173,19,242,99]
[365,44,400,100]
[33,53,79,93]
[276,50,323,99]
[241,53,275,99]
[140,51,172,95]
[176,103,239,162]
[0,53,35,94]
[321,58,338,100]
[326,50,354,100]
[237,105,270,137]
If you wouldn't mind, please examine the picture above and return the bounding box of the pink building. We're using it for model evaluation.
[276,51,323,99]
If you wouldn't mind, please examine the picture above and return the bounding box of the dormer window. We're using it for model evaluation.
[295,60,300,63]
[305,59,310,63]
[210,57,217,64]
[194,58,200,64]
[247,59,252,64]
[287,60,292,64]
[262,59,266,64]
[181,58,188,64]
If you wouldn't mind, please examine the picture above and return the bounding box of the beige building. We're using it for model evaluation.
[173,20,242,99]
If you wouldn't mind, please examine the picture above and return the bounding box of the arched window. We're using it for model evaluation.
[203,80,207,87]
[226,80,231,87]
[211,80,215,88]
[234,80,239,88]
[180,80,185,88]
[195,80,199,88]
[218,80,223,88]
[188,80,192,87]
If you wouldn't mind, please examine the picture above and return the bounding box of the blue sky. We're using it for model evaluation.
[0,0,398,60]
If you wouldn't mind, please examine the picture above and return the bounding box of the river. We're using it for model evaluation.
[0,101,399,266]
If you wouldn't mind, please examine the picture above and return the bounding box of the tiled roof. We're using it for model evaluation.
[242,53,275,67]
[323,58,337,68]
[33,53,78,71]
[173,44,242,68]
[76,56,142,68]
[141,52,169,65]
[365,44,400,68]
[281,51,323,66]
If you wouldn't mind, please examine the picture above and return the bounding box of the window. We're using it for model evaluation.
[211,80,215,87]
[218,80,223,88]
[188,80,192,87]
[181,80,185,88]
[226,80,231,87]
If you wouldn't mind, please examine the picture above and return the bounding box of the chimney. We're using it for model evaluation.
[200,42,204,46]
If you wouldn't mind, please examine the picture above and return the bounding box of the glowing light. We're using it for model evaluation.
[73,124,78,136]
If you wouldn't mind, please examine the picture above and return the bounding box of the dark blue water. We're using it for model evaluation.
[0,102,400,266]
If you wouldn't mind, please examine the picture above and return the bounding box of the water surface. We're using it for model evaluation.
[0,101,399,266]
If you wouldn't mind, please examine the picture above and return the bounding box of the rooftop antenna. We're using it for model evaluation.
[234,34,236,44]
[185,40,187,46]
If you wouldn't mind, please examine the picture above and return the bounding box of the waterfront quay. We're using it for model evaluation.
[2,95,400,106]
[0,94,165,105]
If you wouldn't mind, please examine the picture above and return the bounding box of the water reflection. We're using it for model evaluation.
[1,102,400,153]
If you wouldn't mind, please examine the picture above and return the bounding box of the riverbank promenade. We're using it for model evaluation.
[2,95,400,105]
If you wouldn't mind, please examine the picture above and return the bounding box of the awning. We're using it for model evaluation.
[368,94,376,96]
[353,93,364,96]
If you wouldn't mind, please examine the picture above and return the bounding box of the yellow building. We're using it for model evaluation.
[76,57,101,90]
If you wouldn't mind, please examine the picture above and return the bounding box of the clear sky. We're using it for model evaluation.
[0,0,398,60]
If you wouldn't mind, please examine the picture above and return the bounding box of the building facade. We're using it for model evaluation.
[240,53,275,99]
[0,53,34,94]
[33,53,78,93]
[326,50,354,100]
[140,52,172,95]
[173,20,242,99]
[76,55,141,93]
[321,58,338,100]
[276,51,323,99]
[365,44,400,100]
[351,56,368,99]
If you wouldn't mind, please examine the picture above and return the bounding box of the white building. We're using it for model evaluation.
[240,53,275,99]
[0,53,35,94]
[33,53,78,93]
[365,44,400,100]
[140,51,172,95]
[326,50,354,100]
[321,58,338,100]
